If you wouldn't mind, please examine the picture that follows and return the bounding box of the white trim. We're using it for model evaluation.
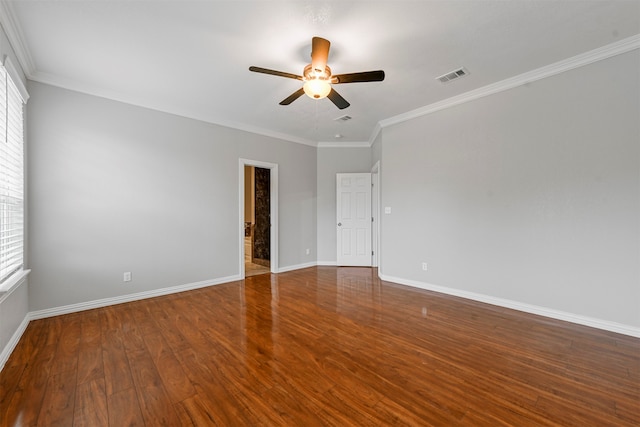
[316,141,371,148]
[370,161,380,268]
[31,70,318,147]
[277,262,317,273]
[316,261,337,266]
[2,274,241,371]
[0,0,36,78]
[29,275,240,320]
[0,1,636,149]
[379,274,640,338]
[4,269,636,373]
[367,123,382,147]
[2,56,28,102]
[0,269,30,301]
[239,159,279,279]
[0,313,29,372]
[204,117,315,147]
[380,34,640,130]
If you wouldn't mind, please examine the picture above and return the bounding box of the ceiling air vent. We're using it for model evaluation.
[436,67,469,83]
[334,115,352,122]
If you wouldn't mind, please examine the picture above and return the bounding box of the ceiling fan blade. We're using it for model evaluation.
[327,88,350,109]
[332,70,386,84]
[249,66,303,80]
[279,88,306,105]
[311,37,330,73]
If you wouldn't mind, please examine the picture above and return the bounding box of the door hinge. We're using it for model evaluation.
[371,217,374,222]
[372,251,374,255]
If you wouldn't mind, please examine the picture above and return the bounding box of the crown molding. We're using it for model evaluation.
[216,118,317,147]
[31,70,318,147]
[379,34,640,130]
[367,122,382,147]
[0,0,36,78]
[2,56,29,102]
[0,0,317,148]
[317,141,371,148]
[3,0,637,149]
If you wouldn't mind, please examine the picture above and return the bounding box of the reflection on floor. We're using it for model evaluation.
[245,261,270,277]
[245,235,270,277]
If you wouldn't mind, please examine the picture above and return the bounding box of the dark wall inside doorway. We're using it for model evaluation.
[253,167,270,266]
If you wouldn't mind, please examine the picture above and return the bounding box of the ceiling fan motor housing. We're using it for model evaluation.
[304,64,331,81]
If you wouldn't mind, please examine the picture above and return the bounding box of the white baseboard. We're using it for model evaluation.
[6,269,635,375]
[277,262,317,273]
[0,314,30,372]
[316,261,337,266]
[29,274,241,320]
[379,274,640,338]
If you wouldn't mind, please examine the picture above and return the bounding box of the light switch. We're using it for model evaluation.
[384,207,392,214]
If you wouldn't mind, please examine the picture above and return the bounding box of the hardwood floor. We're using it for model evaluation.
[245,262,271,277]
[1,267,638,426]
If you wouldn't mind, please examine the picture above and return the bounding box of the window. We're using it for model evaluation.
[0,60,26,287]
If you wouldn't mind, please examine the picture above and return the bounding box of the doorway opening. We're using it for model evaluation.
[244,165,270,276]
[239,159,279,278]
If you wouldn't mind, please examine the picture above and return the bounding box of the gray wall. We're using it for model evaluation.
[3,30,637,370]
[316,147,372,264]
[0,22,30,367]
[27,82,316,311]
[380,50,640,328]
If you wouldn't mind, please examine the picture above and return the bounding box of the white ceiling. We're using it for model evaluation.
[2,1,639,146]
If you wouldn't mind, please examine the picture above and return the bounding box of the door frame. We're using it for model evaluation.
[371,161,380,268]
[239,158,279,278]
[336,172,372,267]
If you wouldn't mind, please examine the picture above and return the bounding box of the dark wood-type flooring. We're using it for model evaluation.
[1,267,639,426]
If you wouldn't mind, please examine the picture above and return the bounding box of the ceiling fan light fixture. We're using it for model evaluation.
[249,36,384,109]
[303,78,332,99]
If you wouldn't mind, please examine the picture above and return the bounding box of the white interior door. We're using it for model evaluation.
[337,173,372,266]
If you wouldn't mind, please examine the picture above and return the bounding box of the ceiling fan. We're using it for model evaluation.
[249,37,385,110]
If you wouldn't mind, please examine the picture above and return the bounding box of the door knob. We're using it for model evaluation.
[338,222,342,226]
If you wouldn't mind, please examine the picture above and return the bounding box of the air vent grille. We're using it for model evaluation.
[436,67,469,83]
[334,115,352,122]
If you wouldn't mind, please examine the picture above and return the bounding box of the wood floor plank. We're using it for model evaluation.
[125,348,182,425]
[76,341,104,386]
[106,388,144,427]
[101,326,135,396]
[76,313,104,385]
[142,332,196,403]
[3,343,57,427]
[72,378,108,427]
[0,363,26,411]
[4,320,47,369]
[1,266,638,426]
[48,315,81,376]
[174,394,225,426]
[147,297,192,353]
[36,370,77,426]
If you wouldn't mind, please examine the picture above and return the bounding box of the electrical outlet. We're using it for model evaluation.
[305,248,310,255]
[421,262,428,271]
[123,272,132,282]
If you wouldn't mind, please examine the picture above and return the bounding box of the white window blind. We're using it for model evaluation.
[0,64,25,284]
